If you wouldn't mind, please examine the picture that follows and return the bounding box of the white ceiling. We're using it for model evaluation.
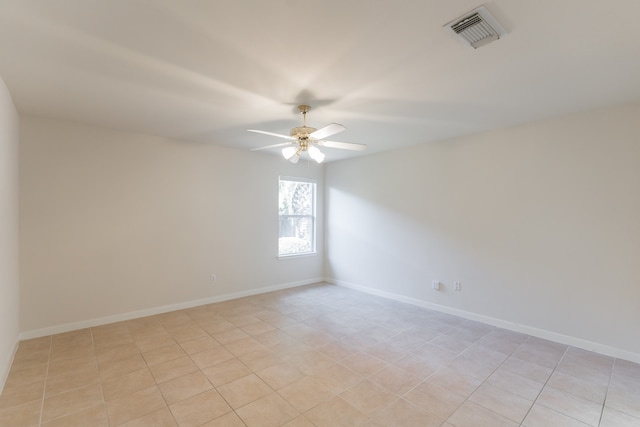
[1,1,640,162]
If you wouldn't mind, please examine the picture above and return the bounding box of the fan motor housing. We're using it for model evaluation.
[290,126,316,139]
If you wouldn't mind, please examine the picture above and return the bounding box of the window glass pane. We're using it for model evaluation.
[279,216,313,255]
[279,177,316,256]
[279,180,313,215]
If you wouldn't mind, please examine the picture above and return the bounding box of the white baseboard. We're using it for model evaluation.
[0,336,19,394]
[20,278,323,340]
[328,278,640,365]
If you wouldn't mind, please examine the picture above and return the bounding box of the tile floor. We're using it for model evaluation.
[1,283,639,426]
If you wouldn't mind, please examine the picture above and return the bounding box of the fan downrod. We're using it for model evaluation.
[291,105,315,138]
[298,105,311,127]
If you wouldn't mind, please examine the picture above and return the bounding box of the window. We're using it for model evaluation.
[279,176,316,257]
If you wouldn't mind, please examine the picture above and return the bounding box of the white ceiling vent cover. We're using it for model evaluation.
[445,6,506,49]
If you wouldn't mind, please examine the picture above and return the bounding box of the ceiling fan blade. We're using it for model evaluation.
[309,123,345,140]
[247,129,295,140]
[318,140,367,151]
[250,142,294,151]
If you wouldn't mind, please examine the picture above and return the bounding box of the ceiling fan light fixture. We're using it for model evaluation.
[308,145,325,163]
[289,153,300,164]
[282,146,298,160]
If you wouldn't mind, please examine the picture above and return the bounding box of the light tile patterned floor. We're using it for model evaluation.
[1,283,639,426]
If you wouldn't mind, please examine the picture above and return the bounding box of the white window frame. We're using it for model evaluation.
[278,176,317,258]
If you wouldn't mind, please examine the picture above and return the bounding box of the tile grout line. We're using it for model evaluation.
[514,339,568,426]
[597,358,615,427]
[444,331,525,426]
[169,314,270,426]
[37,335,53,427]
[362,327,426,425]
[182,331,237,425]
[88,327,108,426]
[152,323,180,426]
[518,344,612,427]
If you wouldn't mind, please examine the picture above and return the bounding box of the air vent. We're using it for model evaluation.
[445,6,506,49]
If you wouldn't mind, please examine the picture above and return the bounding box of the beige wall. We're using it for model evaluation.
[0,77,20,391]
[19,116,324,334]
[325,101,640,362]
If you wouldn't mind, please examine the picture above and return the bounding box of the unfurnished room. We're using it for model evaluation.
[0,1,639,426]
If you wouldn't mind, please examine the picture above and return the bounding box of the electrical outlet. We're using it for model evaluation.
[210,274,216,284]
[432,280,440,290]
[454,281,461,291]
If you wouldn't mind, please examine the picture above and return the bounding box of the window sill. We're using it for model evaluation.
[278,252,317,261]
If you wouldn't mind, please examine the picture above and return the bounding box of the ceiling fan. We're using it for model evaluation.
[249,105,366,163]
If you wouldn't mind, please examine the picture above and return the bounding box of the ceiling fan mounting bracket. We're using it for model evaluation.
[297,105,311,114]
